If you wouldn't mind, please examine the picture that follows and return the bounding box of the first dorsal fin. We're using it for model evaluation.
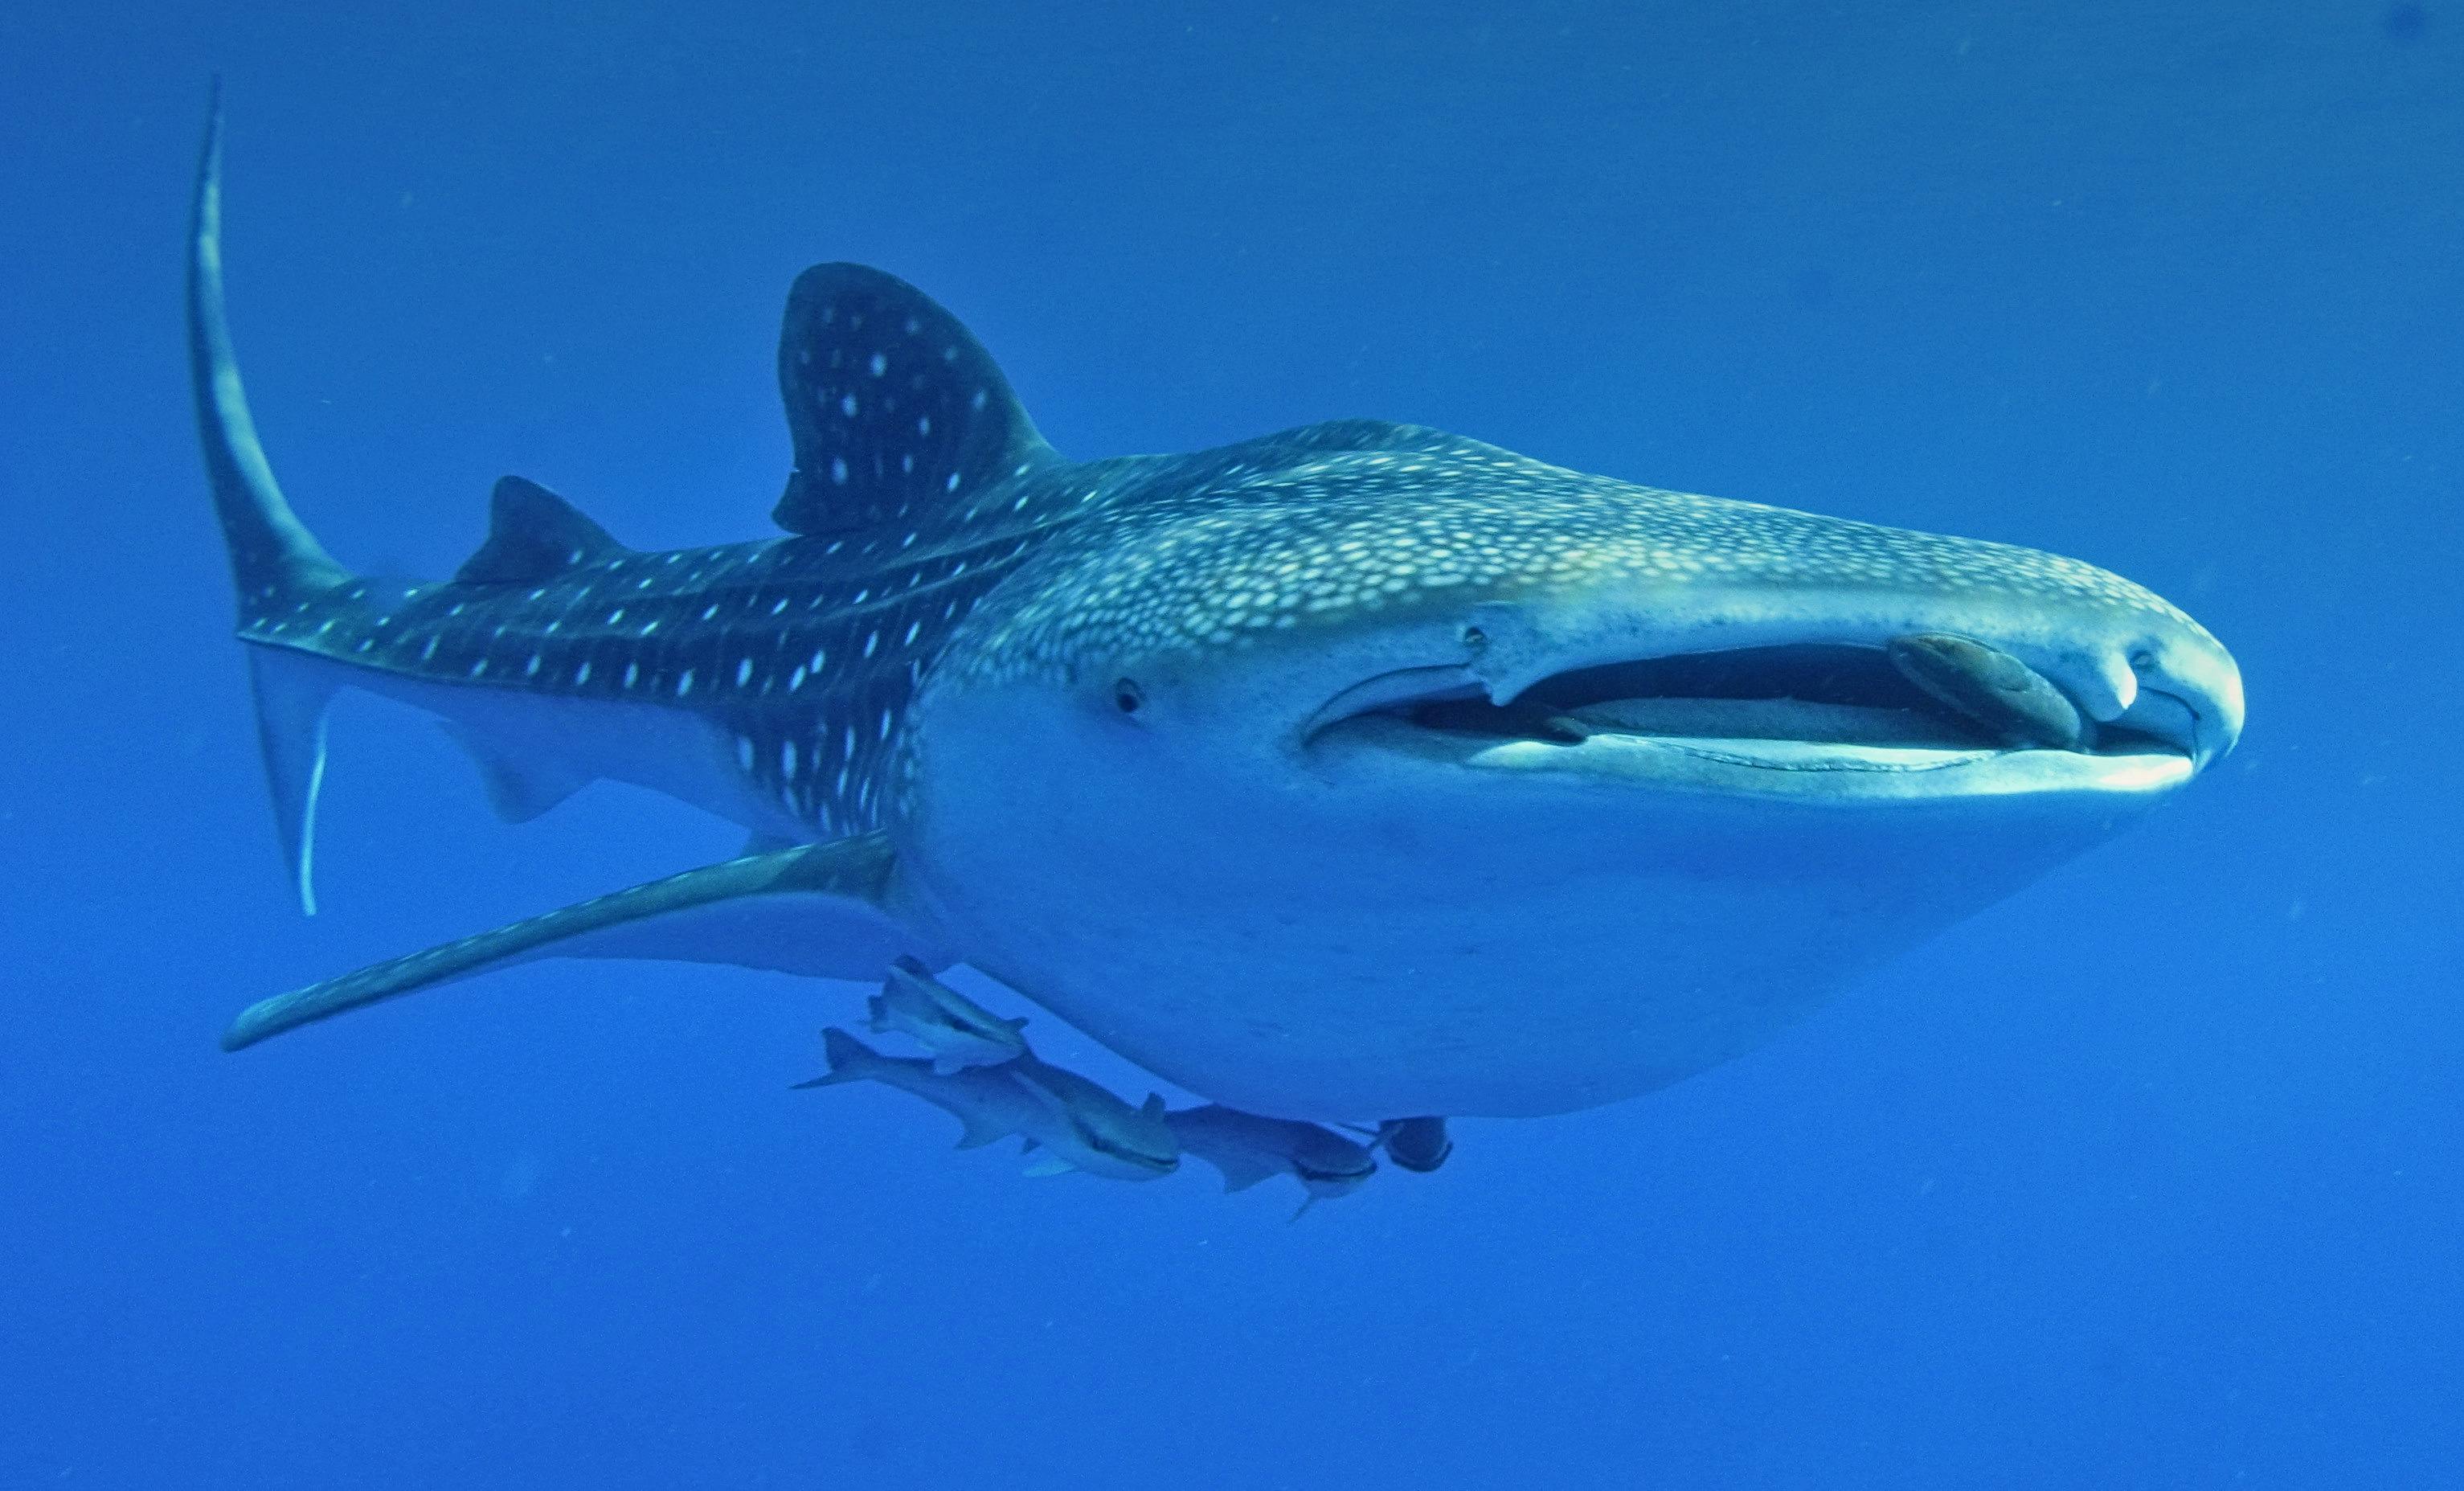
[772,264,1062,536]
[454,475,626,584]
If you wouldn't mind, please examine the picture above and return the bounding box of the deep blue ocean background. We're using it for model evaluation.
[5,3,2459,1485]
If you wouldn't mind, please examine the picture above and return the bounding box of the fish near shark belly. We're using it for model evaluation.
[194,96,2242,1139]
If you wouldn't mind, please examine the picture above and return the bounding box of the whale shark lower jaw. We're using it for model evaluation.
[194,96,2243,1131]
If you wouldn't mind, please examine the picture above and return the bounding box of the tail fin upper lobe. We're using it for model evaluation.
[188,83,349,623]
[189,88,354,912]
[793,1026,883,1089]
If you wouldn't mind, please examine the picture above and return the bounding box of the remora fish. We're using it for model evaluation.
[797,1030,1176,1182]
[1002,1056,1181,1179]
[868,956,1029,1074]
[1166,1106,1380,1208]
[196,102,2244,1124]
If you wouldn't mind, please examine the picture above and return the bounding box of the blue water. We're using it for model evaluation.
[5,3,2458,1485]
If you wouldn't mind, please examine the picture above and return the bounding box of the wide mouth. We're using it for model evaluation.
[1304,642,2193,795]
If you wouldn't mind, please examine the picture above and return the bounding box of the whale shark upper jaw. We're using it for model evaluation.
[1300,622,2239,801]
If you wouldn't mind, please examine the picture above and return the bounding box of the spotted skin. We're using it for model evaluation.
[251,401,1785,844]
[936,431,2207,692]
[239,514,1033,840]
[772,261,1063,535]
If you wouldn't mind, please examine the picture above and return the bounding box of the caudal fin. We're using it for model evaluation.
[188,83,349,621]
[189,86,355,912]
[792,1026,886,1089]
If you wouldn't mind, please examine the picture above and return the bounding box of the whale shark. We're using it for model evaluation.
[194,101,2243,1127]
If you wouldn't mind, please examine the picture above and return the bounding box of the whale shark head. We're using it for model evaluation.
[903,424,2241,1119]
[919,424,2239,788]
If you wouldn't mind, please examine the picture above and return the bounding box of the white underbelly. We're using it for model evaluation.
[907,731,2155,1121]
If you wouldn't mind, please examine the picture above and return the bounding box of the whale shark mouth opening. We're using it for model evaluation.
[1307,643,2188,780]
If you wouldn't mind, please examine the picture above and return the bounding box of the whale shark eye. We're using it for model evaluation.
[1112,679,1145,715]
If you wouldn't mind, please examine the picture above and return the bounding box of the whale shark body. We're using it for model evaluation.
[194,104,2242,1129]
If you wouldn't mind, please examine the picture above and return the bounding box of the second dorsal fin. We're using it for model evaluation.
[454,475,627,585]
[772,263,1062,536]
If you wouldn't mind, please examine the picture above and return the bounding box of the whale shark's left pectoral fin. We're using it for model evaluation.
[221,834,920,1051]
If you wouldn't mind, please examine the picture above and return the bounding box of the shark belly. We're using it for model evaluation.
[903,703,2160,1121]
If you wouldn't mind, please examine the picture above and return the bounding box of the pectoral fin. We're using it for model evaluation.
[222,834,915,1051]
